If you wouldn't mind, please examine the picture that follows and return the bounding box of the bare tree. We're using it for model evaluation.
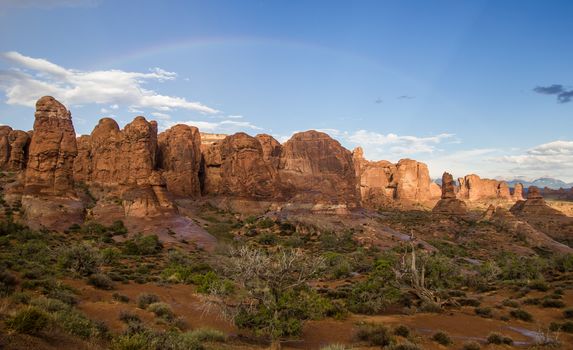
[204,246,325,350]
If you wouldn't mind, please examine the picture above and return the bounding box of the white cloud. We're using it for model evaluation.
[227,115,244,119]
[151,112,171,120]
[163,119,262,134]
[100,108,108,113]
[109,104,119,110]
[347,130,454,154]
[0,51,218,114]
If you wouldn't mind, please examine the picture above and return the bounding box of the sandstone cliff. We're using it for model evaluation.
[457,174,512,202]
[432,172,468,215]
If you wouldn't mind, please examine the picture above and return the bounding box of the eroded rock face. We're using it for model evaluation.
[433,172,467,215]
[256,134,282,169]
[0,127,30,171]
[352,147,439,208]
[25,96,77,196]
[201,132,279,199]
[158,124,202,197]
[457,174,512,201]
[512,183,524,201]
[279,130,358,207]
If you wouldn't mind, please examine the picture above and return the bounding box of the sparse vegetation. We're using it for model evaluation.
[6,306,49,334]
[431,331,453,346]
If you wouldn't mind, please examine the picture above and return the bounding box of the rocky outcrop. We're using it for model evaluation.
[457,174,512,201]
[256,134,282,169]
[201,132,279,199]
[485,205,572,253]
[352,147,440,208]
[25,96,78,197]
[279,130,358,208]
[158,124,202,197]
[433,172,468,215]
[0,126,30,171]
[510,186,564,217]
[512,183,524,201]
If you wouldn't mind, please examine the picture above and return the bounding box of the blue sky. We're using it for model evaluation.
[1,0,572,181]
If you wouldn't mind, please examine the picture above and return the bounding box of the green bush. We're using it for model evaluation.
[0,270,18,296]
[113,292,130,303]
[487,332,513,345]
[529,280,549,291]
[462,340,481,350]
[386,344,421,350]
[148,302,174,321]
[111,333,149,350]
[510,309,533,322]
[185,327,226,342]
[53,308,106,339]
[474,307,493,318]
[6,306,49,334]
[257,233,278,245]
[101,247,121,265]
[88,273,114,290]
[320,345,347,350]
[58,243,101,276]
[30,296,69,312]
[541,298,565,308]
[119,310,141,324]
[191,271,234,295]
[431,331,453,346]
[137,293,160,309]
[355,322,394,346]
[393,324,411,338]
[502,299,520,308]
[457,298,480,307]
[122,234,162,255]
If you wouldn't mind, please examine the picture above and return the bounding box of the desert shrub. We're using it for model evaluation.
[355,322,394,346]
[431,331,453,346]
[498,253,545,281]
[564,308,573,319]
[529,280,550,292]
[6,306,49,334]
[113,292,130,303]
[393,324,411,337]
[101,247,121,265]
[487,332,513,345]
[122,234,162,256]
[148,302,174,321]
[191,271,234,295]
[0,270,18,296]
[323,252,352,279]
[88,273,114,290]
[387,344,422,350]
[111,333,149,350]
[510,309,533,322]
[137,293,160,309]
[257,233,278,245]
[119,310,141,324]
[423,254,462,289]
[320,345,347,350]
[502,299,520,308]
[475,307,493,318]
[11,291,32,304]
[551,253,573,272]
[523,297,541,305]
[462,341,481,350]
[58,243,101,276]
[109,220,128,235]
[257,217,275,229]
[53,308,106,339]
[185,327,226,342]
[30,296,69,312]
[541,298,565,308]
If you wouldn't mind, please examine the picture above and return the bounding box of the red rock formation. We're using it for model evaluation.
[433,172,468,215]
[256,134,282,168]
[512,183,524,201]
[201,132,279,199]
[0,127,29,171]
[352,147,439,208]
[0,126,12,169]
[158,124,202,197]
[25,96,78,196]
[457,174,512,201]
[279,130,358,207]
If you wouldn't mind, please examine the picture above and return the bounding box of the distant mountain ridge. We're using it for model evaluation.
[506,177,573,190]
[433,177,573,190]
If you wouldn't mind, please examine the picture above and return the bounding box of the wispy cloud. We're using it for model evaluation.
[533,84,573,103]
[163,119,262,134]
[0,51,219,114]
[346,130,454,155]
